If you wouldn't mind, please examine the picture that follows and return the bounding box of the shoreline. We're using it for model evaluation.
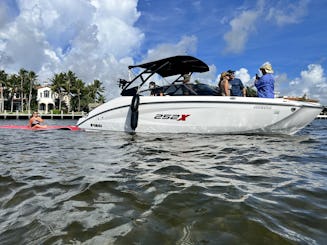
[316,114,327,119]
[0,112,84,120]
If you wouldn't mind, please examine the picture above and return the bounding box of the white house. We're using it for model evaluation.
[37,86,72,113]
[37,86,55,114]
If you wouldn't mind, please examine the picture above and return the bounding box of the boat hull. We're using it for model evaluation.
[77,96,322,135]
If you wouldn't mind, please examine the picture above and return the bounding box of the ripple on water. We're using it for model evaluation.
[0,120,326,244]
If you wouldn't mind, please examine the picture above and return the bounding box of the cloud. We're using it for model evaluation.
[235,68,251,86]
[288,64,327,104]
[196,64,217,85]
[274,72,289,94]
[0,0,143,100]
[142,35,197,63]
[223,10,259,53]
[91,0,143,58]
[223,0,309,54]
[266,0,309,26]
[0,2,9,28]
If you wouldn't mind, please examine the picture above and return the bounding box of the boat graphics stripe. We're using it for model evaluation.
[77,99,321,126]
[77,104,130,126]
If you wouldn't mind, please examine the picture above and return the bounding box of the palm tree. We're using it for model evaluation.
[89,79,105,103]
[73,79,85,112]
[97,93,105,104]
[0,70,8,112]
[18,68,28,112]
[8,74,20,112]
[65,71,77,112]
[27,71,38,113]
[51,73,66,111]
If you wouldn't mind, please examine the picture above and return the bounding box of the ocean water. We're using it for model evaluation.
[0,119,326,245]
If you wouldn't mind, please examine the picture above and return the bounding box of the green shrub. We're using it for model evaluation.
[52,109,61,114]
[246,86,257,97]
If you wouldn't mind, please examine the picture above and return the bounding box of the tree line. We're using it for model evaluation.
[0,69,105,113]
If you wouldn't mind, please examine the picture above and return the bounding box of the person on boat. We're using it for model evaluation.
[149,81,156,96]
[29,112,47,129]
[218,72,231,96]
[254,63,275,98]
[149,81,163,96]
[180,73,192,95]
[182,73,191,83]
[227,70,246,97]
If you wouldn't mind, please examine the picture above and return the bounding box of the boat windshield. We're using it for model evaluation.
[138,83,219,96]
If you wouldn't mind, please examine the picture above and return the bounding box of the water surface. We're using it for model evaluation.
[0,119,326,244]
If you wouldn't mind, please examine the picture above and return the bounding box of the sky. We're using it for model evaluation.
[0,0,327,104]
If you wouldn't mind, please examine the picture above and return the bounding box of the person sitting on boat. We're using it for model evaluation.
[182,73,191,83]
[227,70,246,97]
[149,81,163,96]
[255,63,275,98]
[149,81,156,95]
[29,112,47,129]
[218,72,231,96]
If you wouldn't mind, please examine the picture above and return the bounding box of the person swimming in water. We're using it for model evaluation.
[29,112,47,129]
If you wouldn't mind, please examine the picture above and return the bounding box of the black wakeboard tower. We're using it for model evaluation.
[119,55,209,96]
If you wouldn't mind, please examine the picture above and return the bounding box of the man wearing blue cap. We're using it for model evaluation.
[227,70,246,97]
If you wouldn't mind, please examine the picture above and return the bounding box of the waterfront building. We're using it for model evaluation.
[37,86,55,114]
[37,86,72,113]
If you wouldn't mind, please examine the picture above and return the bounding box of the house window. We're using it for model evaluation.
[44,90,49,98]
[39,103,46,111]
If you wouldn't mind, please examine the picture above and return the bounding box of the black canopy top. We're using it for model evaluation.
[128,55,209,77]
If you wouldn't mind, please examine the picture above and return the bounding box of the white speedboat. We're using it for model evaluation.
[77,56,323,135]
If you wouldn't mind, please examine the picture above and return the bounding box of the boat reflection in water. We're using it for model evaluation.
[77,56,322,135]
